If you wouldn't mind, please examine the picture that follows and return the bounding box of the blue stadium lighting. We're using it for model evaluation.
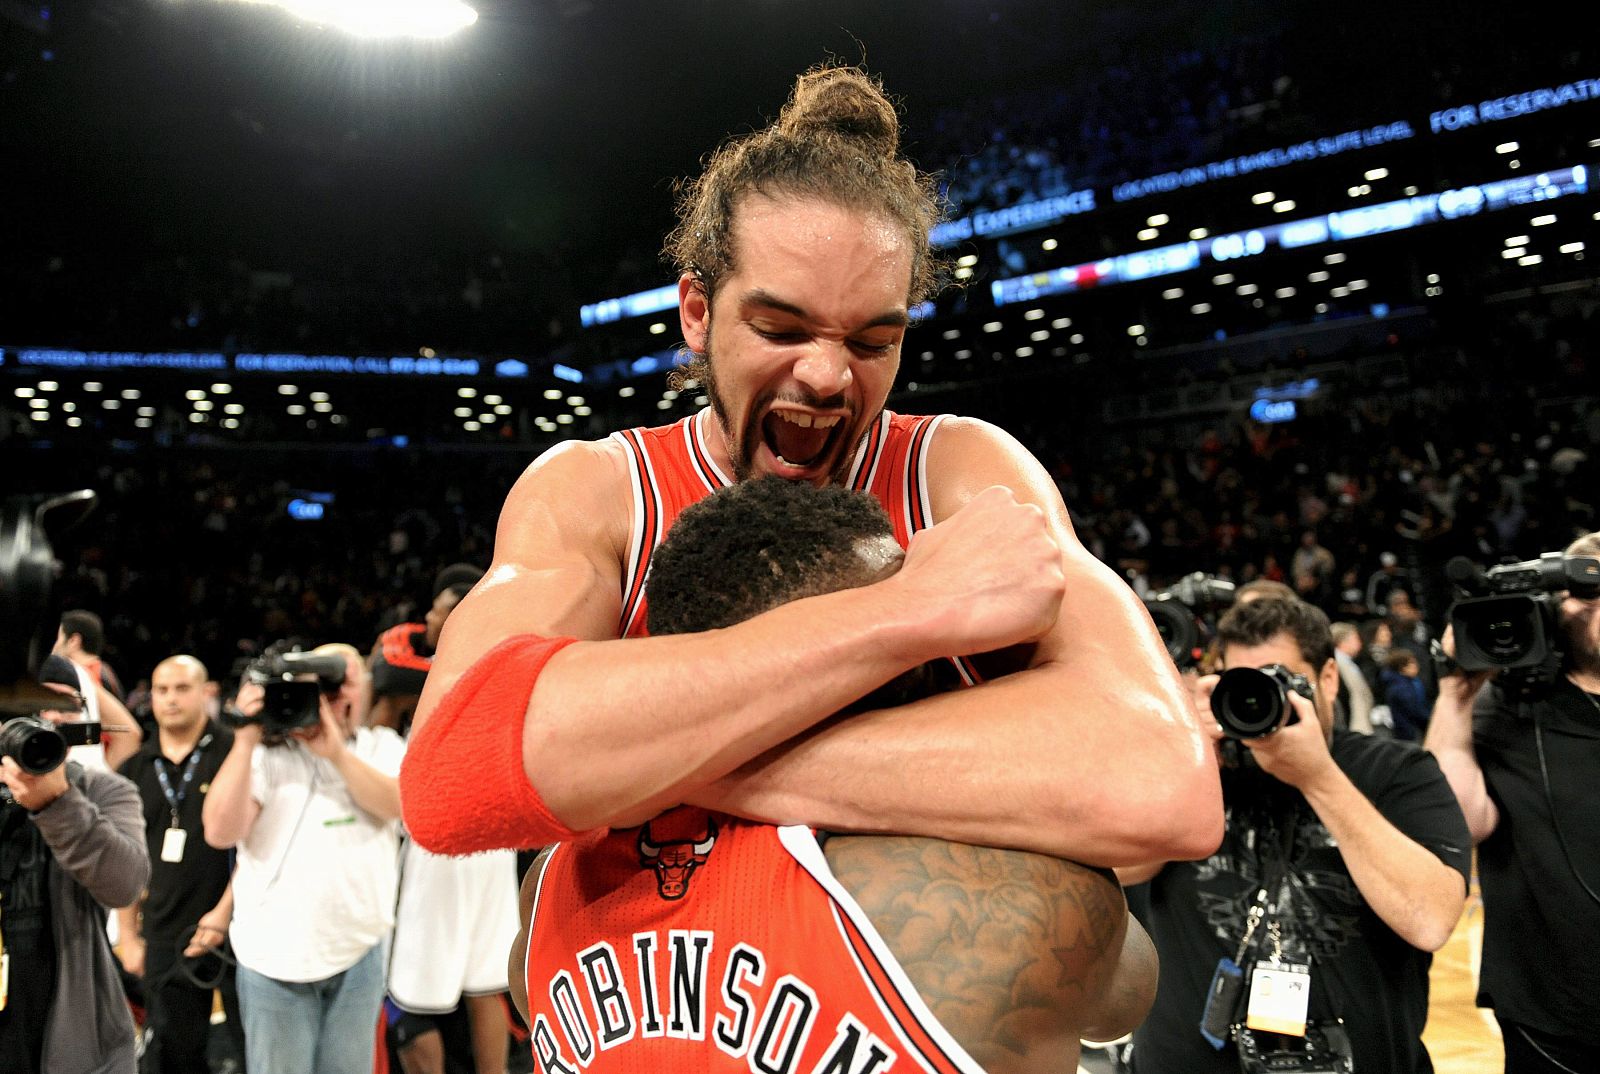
[494,359,530,378]
[235,353,482,376]
[1249,399,1298,424]
[930,189,1098,246]
[581,284,679,328]
[991,166,1592,306]
[9,349,230,371]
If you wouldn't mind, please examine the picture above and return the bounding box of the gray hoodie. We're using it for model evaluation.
[29,761,150,1074]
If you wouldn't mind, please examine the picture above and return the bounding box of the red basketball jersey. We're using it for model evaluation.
[522,810,987,1074]
[608,408,980,686]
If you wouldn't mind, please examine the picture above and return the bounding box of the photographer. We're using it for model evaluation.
[203,642,405,1074]
[1120,597,1470,1074]
[1,666,150,1073]
[1424,531,1600,1072]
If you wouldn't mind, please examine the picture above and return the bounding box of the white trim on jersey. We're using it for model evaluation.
[690,408,734,491]
[913,414,946,544]
[846,412,890,492]
[611,430,651,634]
[774,825,989,1074]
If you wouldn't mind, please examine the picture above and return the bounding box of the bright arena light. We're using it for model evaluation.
[235,0,479,39]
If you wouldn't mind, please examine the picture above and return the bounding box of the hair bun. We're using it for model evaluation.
[776,66,899,157]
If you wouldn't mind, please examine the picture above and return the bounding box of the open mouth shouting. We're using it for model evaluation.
[755,406,850,482]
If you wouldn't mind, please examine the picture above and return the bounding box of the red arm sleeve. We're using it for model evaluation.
[400,634,586,853]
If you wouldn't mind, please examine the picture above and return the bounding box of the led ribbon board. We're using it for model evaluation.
[1,350,534,380]
[989,166,1590,306]
[578,74,1598,326]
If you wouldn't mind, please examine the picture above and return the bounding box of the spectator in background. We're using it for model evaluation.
[54,609,127,699]
[1366,551,1410,616]
[1,666,151,1074]
[1331,621,1375,734]
[1290,528,1336,608]
[1386,589,1438,700]
[115,655,244,1074]
[368,563,482,735]
[38,653,143,771]
[1358,619,1393,688]
[1381,650,1430,742]
[204,643,404,1074]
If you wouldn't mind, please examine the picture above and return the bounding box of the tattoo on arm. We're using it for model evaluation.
[824,836,1129,1073]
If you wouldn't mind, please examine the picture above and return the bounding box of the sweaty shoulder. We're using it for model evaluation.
[920,416,1071,528]
[498,436,633,569]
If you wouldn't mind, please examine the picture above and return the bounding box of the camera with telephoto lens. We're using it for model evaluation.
[230,644,347,736]
[1445,552,1600,700]
[1211,663,1315,740]
[1144,572,1237,669]
[0,713,103,776]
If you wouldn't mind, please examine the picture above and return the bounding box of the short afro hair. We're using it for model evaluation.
[646,478,897,636]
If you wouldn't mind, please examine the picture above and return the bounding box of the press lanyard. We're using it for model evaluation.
[155,733,212,829]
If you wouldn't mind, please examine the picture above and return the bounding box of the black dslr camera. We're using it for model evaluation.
[232,644,347,736]
[1445,553,1600,699]
[1212,664,1314,740]
[1144,572,1237,669]
[0,714,103,776]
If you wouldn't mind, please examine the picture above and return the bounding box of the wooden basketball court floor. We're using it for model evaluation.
[1423,864,1502,1073]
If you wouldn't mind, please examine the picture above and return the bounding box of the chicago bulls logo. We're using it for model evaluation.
[637,817,718,900]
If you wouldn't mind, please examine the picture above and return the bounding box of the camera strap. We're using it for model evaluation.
[1243,804,1314,1037]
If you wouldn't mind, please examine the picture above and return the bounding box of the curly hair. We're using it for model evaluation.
[663,64,945,381]
[645,477,897,636]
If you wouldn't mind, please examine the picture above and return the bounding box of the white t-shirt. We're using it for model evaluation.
[66,662,109,772]
[229,727,407,982]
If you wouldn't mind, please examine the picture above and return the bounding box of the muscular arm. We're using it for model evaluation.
[823,835,1146,1073]
[697,420,1222,866]
[413,439,1068,839]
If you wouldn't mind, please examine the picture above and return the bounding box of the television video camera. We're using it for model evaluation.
[230,644,348,736]
[1143,572,1237,669]
[1445,552,1600,699]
